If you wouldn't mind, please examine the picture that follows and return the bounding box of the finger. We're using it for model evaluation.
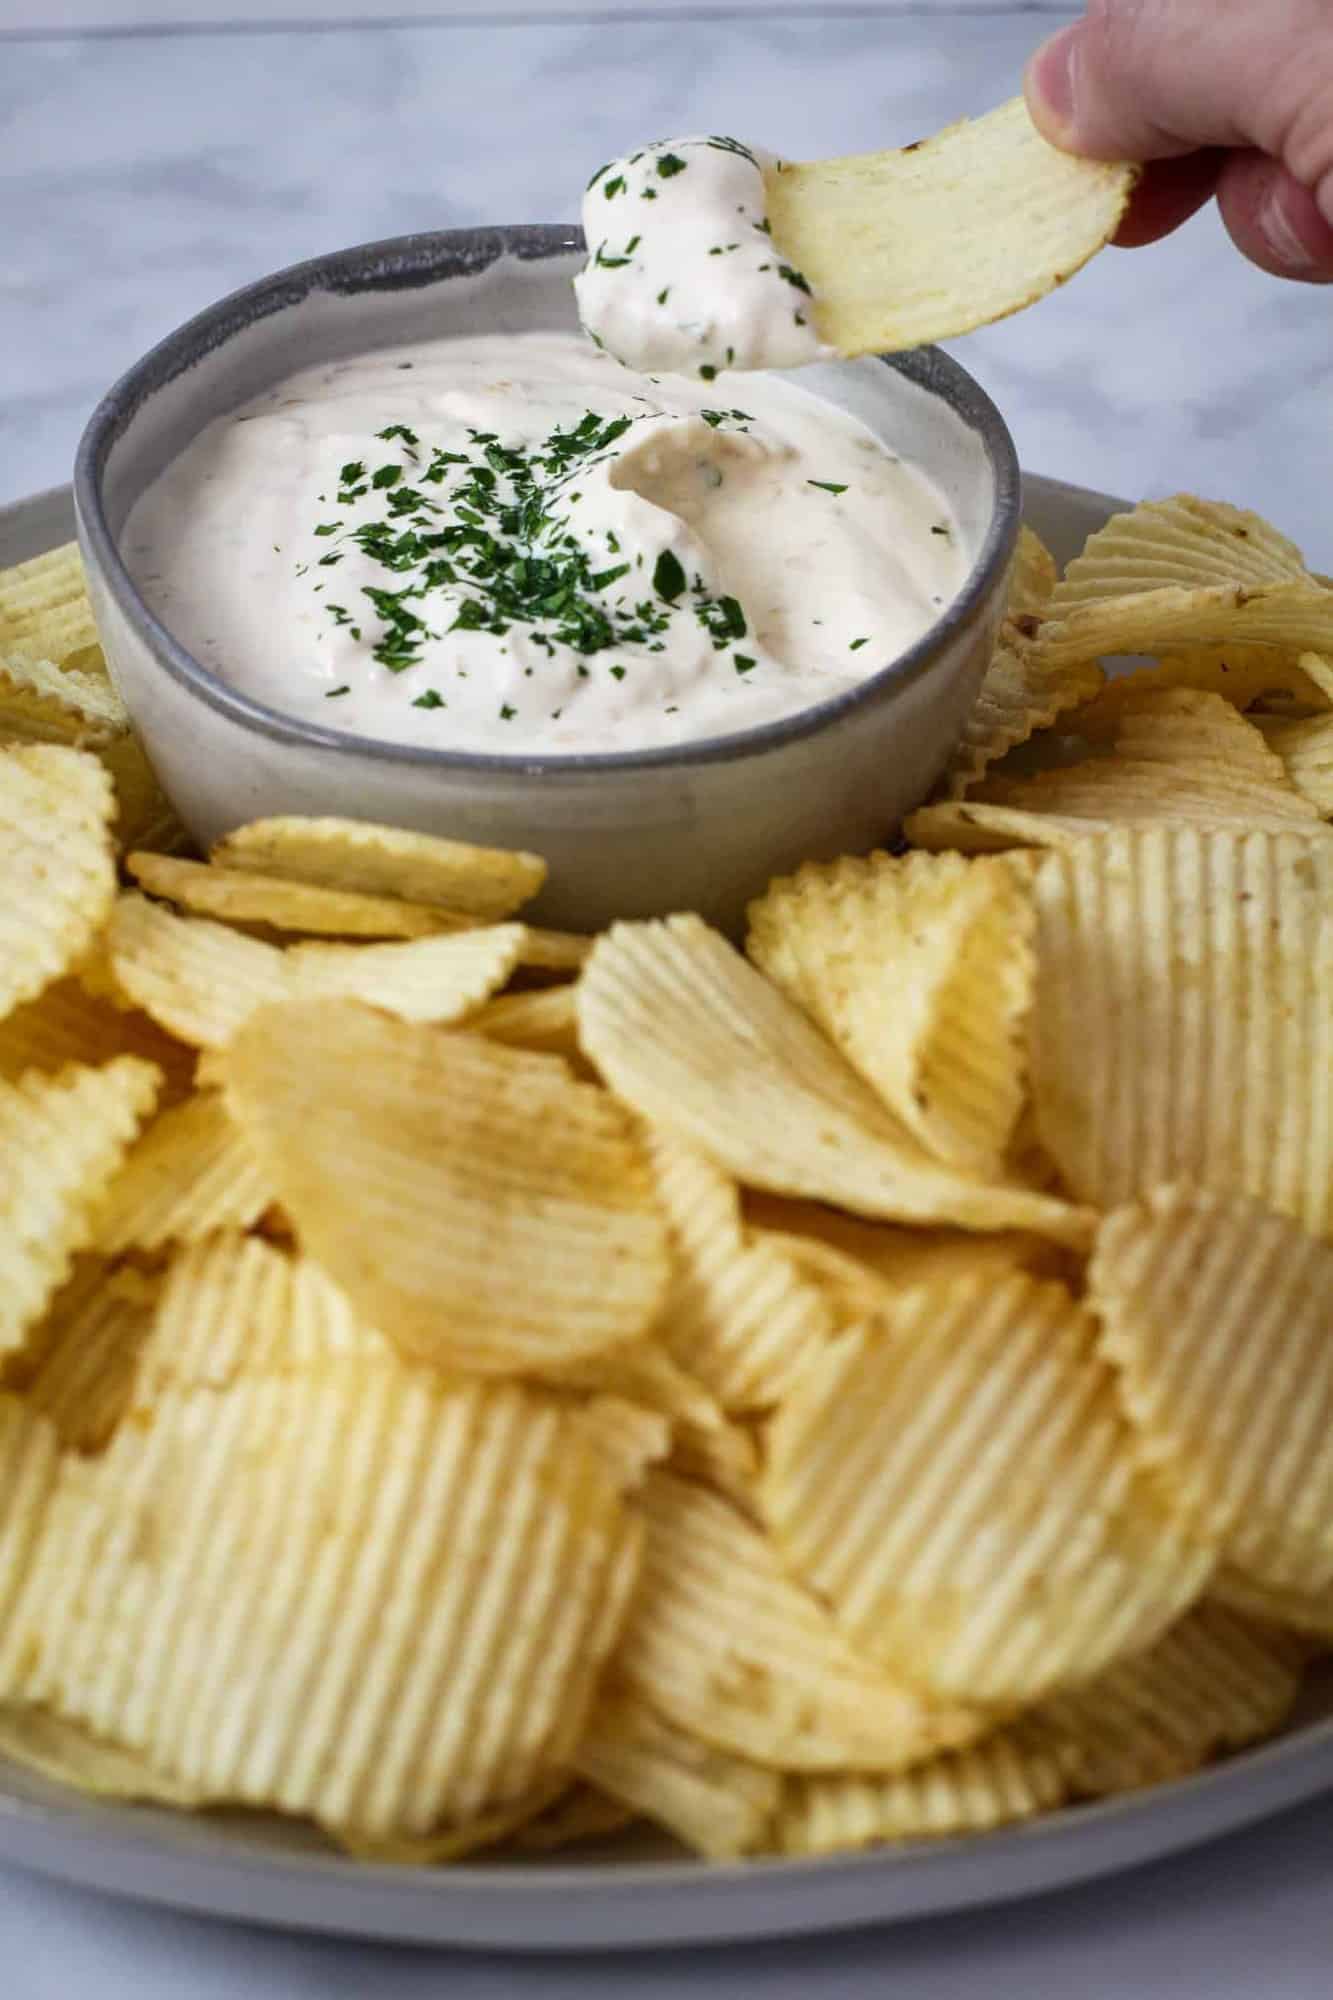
[1216,150,1333,283]
[1113,151,1227,248]
[1024,1,1333,163]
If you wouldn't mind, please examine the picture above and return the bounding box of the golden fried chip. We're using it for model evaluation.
[0,1706,204,1806]
[0,544,99,667]
[466,984,585,1062]
[93,1091,273,1254]
[0,654,126,748]
[668,1412,763,1518]
[287,926,523,1022]
[131,1233,391,1402]
[127,852,471,939]
[645,1128,835,1411]
[0,1397,60,1633]
[513,1784,635,1851]
[743,1191,1068,1294]
[780,1720,1070,1854]
[571,1395,672,1493]
[1211,1568,1333,1640]
[618,1472,981,1772]
[0,977,193,1099]
[1092,1186,1333,1594]
[537,1338,722,1435]
[748,850,1034,1171]
[1260,711,1333,816]
[1056,646,1333,739]
[1047,496,1311,616]
[108,893,290,1047]
[766,96,1134,358]
[942,622,1104,799]
[964,688,1324,836]
[4,1366,643,1841]
[1006,525,1058,623]
[573,1688,778,1859]
[108,894,520,1047]
[1029,830,1333,1233]
[0,744,117,1017]
[516,927,592,972]
[223,1001,672,1374]
[211,815,545,918]
[1033,580,1333,674]
[579,915,1090,1245]
[1035,1604,1302,1795]
[98,733,192,856]
[762,1273,1213,1704]
[0,1058,160,1360]
[22,1266,159,1452]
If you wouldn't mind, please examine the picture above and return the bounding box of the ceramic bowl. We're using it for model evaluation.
[74,225,1020,929]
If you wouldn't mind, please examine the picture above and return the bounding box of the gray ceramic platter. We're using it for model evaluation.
[3,475,1332,1953]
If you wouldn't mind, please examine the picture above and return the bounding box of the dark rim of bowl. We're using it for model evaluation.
[75,223,1021,777]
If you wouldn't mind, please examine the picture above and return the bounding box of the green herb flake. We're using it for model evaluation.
[850,636,870,651]
[499,703,517,721]
[324,684,350,698]
[653,549,687,602]
[603,175,627,199]
[699,364,718,382]
[656,286,671,306]
[778,264,813,296]
[313,522,342,538]
[656,151,688,178]
[412,689,446,710]
[733,654,757,675]
[808,480,848,495]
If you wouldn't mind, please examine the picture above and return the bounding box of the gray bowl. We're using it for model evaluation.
[75,225,1020,930]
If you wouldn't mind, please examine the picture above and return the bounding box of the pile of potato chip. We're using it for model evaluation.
[0,499,1330,1866]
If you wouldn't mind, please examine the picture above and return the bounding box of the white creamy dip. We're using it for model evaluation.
[124,331,966,754]
[576,135,828,377]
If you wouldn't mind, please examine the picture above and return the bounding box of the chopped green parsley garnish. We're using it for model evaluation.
[412,689,446,709]
[850,636,870,650]
[733,654,757,674]
[657,152,688,178]
[778,264,813,295]
[808,480,848,495]
[324,684,350,698]
[653,549,687,602]
[603,175,626,199]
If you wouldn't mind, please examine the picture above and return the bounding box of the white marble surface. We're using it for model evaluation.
[1,10,1330,557]
[3,10,1333,1996]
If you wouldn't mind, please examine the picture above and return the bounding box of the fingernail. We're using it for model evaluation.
[1027,25,1081,135]
[1258,183,1317,272]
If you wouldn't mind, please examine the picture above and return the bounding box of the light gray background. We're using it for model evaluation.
[2,3,1332,1991]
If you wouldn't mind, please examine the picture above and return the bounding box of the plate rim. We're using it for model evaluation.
[2,473,1330,1953]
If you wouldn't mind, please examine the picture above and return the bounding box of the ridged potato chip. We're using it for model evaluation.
[747,850,1034,1170]
[212,815,545,918]
[99,732,192,856]
[127,852,468,939]
[1093,1186,1333,1594]
[668,1412,763,1518]
[0,1057,160,1360]
[21,1265,159,1451]
[131,1232,391,1403]
[1006,525,1058,623]
[109,894,522,1047]
[1064,646,1333,741]
[514,1784,635,1851]
[1035,1604,1302,1796]
[1211,1568,1333,1640]
[763,1273,1214,1704]
[223,1000,672,1374]
[765,96,1134,358]
[516,927,592,972]
[536,1338,722,1435]
[963,688,1323,836]
[0,544,100,668]
[0,1397,60,1633]
[1047,496,1311,615]
[942,622,1104,799]
[570,1395,672,1494]
[0,1706,203,1807]
[780,1720,1070,1855]
[4,1366,643,1842]
[616,1472,981,1772]
[645,1128,835,1411]
[579,916,1091,1245]
[0,654,126,748]
[1261,711,1333,816]
[573,1688,779,1860]
[466,983,585,1063]
[1,744,118,1017]
[743,1191,1069,1294]
[1033,580,1333,674]
[1030,830,1333,1232]
[93,1091,273,1254]
[0,976,193,1098]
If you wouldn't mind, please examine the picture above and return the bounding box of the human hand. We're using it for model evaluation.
[1024,0,1333,281]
